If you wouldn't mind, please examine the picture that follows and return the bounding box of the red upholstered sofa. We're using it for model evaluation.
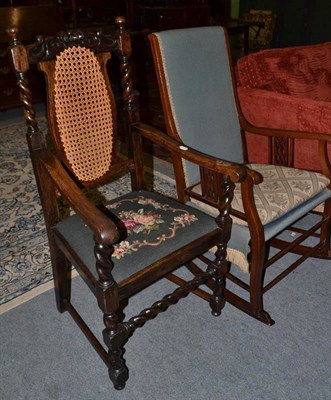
[236,42,331,171]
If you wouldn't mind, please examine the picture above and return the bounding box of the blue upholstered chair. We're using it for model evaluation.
[148,26,331,325]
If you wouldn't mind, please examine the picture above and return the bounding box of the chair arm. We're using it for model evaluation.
[241,120,331,143]
[36,149,121,245]
[133,122,247,183]
[246,167,263,184]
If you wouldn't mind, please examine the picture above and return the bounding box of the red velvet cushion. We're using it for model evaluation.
[237,42,331,102]
[238,87,331,171]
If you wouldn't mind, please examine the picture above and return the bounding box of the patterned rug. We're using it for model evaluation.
[0,120,175,313]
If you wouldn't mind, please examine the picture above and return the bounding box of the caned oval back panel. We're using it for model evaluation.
[53,46,115,183]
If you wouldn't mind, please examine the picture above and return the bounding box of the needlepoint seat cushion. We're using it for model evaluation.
[54,190,219,282]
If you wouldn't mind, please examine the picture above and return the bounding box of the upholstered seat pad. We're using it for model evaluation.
[189,164,330,273]
[232,164,330,225]
[191,164,330,226]
[54,190,219,283]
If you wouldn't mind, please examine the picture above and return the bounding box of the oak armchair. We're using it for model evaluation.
[149,26,331,325]
[7,18,246,389]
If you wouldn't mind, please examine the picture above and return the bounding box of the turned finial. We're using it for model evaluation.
[7,26,19,43]
[115,16,126,30]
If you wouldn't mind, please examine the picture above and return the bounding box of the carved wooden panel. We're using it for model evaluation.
[271,137,294,167]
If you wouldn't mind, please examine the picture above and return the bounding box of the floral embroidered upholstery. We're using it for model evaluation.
[108,195,198,259]
[55,190,218,282]
[190,164,330,226]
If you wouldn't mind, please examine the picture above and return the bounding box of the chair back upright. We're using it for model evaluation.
[149,26,243,188]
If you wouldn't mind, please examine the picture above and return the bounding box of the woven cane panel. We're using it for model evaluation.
[54,46,113,182]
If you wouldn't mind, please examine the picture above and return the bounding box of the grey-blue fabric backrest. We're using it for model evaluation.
[154,26,243,186]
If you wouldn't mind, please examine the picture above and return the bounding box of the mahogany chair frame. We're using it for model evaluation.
[148,27,331,326]
[7,18,247,389]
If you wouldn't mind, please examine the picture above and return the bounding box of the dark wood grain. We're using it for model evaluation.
[7,17,245,389]
[148,27,331,326]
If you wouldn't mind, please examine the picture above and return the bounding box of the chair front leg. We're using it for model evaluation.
[207,175,234,316]
[207,245,231,316]
[249,244,274,325]
[94,242,129,389]
[240,173,274,325]
[103,313,129,390]
[249,238,267,317]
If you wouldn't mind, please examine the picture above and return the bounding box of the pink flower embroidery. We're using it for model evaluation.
[113,241,130,259]
[133,214,156,226]
[174,213,197,226]
[107,197,200,261]
[123,220,136,229]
